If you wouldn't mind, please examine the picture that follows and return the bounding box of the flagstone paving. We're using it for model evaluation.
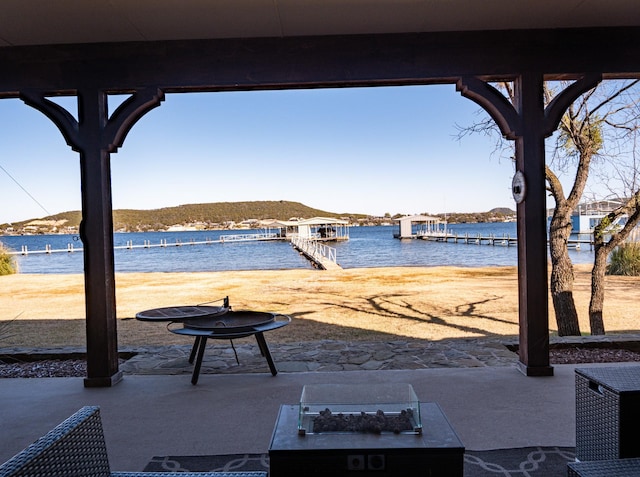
[118,333,640,375]
[119,338,523,375]
[2,334,639,378]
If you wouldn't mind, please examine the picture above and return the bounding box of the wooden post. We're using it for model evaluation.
[513,73,553,376]
[456,74,602,376]
[456,75,553,376]
[78,88,164,386]
[21,87,164,387]
[76,88,122,386]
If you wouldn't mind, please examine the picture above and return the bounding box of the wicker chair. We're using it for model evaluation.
[0,406,267,477]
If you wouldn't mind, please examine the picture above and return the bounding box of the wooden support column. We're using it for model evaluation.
[77,89,121,386]
[512,73,553,376]
[456,75,552,375]
[21,88,164,387]
[457,73,601,375]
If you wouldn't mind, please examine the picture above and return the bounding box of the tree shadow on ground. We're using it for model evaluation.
[303,291,519,340]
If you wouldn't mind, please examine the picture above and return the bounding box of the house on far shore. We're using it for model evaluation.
[393,214,445,239]
[569,199,628,234]
[266,217,349,241]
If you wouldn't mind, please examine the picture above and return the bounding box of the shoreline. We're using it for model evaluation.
[2,265,638,349]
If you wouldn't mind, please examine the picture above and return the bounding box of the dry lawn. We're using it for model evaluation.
[1,265,639,348]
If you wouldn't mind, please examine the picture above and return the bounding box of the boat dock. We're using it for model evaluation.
[9,233,285,255]
[419,232,593,250]
[421,232,518,246]
[392,214,592,250]
[219,233,282,243]
[7,231,344,270]
[289,236,341,270]
[6,217,351,266]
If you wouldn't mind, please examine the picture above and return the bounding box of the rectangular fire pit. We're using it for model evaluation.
[268,384,464,476]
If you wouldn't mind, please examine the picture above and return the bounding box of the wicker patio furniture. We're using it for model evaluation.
[575,366,640,461]
[568,458,640,476]
[0,406,266,477]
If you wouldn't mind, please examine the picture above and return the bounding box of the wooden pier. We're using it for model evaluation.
[6,232,344,269]
[290,236,342,270]
[419,232,593,250]
[7,233,285,255]
[14,242,84,255]
[219,233,282,243]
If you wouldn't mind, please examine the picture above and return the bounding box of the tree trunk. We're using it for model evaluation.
[548,208,581,336]
[588,194,640,335]
[589,247,607,335]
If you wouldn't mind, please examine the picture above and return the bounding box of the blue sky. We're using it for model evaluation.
[0,85,517,224]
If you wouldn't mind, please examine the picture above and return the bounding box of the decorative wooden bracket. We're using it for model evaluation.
[456,74,602,140]
[19,90,81,149]
[542,73,602,136]
[19,87,165,153]
[456,76,522,140]
[103,88,165,152]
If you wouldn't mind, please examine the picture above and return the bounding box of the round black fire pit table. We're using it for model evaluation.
[136,304,290,385]
[135,304,229,322]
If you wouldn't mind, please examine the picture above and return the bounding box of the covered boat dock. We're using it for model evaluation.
[267,217,349,242]
[393,214,446,239]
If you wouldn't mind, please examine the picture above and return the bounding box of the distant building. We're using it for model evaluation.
[570,199,627,234]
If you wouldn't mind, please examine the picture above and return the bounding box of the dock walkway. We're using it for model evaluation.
[420,232,592,250]
[9,232,343,269]
[289,236,341,270]
[10,233,284,255]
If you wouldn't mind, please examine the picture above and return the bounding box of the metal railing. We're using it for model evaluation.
[290,236,337,265]
[220,233,279,242]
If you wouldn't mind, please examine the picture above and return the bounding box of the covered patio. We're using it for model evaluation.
[0,364,591,472]
[2,5,640,474]
[4,3,639,384]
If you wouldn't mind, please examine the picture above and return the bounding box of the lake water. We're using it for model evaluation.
[1,223,595,274]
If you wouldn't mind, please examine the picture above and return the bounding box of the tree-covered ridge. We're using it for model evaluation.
[1,201,517,234]
[437,207,516,224]
[2,201,364,233]
[111,201,354,230]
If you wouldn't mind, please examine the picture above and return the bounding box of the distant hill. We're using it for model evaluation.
[489,207,516,215]
[2,201,366,233]
[432,207,516,224]
[1,201,517,234]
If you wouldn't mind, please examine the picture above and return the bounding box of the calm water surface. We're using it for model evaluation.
[1,223,595,274]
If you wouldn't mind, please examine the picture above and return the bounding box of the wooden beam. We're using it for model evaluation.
[1,27,639,95]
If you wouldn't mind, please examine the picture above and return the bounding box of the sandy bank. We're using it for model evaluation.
[1,265,638,348]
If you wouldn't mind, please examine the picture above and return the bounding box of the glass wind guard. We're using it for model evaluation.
[298,383,422,436]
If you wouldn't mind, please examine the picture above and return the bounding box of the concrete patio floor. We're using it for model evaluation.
[1,363,633,473]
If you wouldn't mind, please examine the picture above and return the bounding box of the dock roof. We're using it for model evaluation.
[266,217,349,227]
[393,215,442,222]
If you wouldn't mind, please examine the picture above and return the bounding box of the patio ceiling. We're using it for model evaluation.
[1,0,638,47]
[1,1,638,385]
